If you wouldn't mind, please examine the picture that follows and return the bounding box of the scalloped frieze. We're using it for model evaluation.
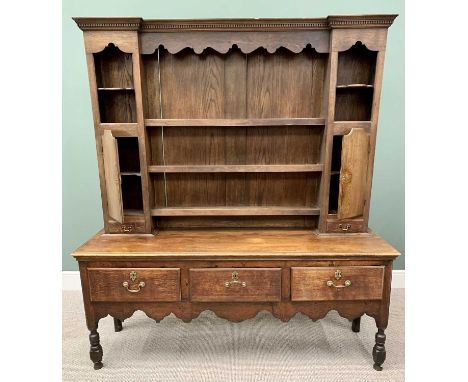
[91,301,385,329]
[140,31,329,55]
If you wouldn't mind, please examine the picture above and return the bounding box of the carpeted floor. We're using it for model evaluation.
[63,289,404,381]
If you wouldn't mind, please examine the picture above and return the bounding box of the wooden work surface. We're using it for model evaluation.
[72,229,399,259]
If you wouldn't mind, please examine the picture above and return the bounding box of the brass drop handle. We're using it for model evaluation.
[326,279,352,288]
[339,223,351,231]
[326,269,351,288]
[224,271,246,288]
[122,281,145,293]
[121,224,134,233]
[122,271,145,293]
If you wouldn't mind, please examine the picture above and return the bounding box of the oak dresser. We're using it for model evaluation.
[72,15,399,371]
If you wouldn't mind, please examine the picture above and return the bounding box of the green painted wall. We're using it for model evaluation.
[62,0,404,271]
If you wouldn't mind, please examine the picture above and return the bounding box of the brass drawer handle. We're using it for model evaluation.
[122,271,145,293]
[338,223,351,231]
[122,281,145,293]
[121,224,134,233]
[326,269,351,288]
[326,280,351,288]
[224,271,246,288]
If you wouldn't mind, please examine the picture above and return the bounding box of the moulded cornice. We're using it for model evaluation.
[73,15,397,32]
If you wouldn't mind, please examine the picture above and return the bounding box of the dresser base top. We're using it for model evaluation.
[72,229,399,261]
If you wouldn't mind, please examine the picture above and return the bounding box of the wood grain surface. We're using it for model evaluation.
[88,268,181,302]
[291,266,384,301]
[189,268,281,302]
[72,229,399,259]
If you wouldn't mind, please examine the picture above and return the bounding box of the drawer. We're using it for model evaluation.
[326,219,365,233]
[189,268,281,302]
[88,268,180,302]
[291,266,384,301]
[107,220,146,234]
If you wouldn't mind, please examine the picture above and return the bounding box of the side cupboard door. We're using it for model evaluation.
[102,130,124,223]
[337,128,370,220]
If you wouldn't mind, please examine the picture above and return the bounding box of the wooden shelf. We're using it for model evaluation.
[333,121,371,135]
[123,209,144,216]
[99,123,138,137]
[145,118,326,127]
[148,164,323,173]
[336,84,374,89]
[151,206,320,216]
[98,87,134,91]
[120,172,141,176]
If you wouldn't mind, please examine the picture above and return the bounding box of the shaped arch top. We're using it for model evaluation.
[140,31,330,55]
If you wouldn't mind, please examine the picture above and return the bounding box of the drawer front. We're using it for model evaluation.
[326,219,365,233]
[190,268,281,302]
[88,268,180,302]
[291,266,384,301]
[107,220,146,234]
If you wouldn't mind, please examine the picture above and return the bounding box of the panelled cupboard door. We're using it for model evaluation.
[338,128,370,219]
[102,130,123,223]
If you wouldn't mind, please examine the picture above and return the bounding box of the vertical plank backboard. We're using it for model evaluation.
[338,128,369,219]
[102,130,123,223]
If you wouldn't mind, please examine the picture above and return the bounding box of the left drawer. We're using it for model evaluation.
[88,268,181,302]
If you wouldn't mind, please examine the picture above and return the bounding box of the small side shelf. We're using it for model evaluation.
[98,87,135,91]
[120,172,141,176]
[151,206,321,216]
[336,84,374,89]
[148,164,323,173]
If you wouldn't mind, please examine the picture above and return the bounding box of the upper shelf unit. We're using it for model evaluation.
[74,15,397,233]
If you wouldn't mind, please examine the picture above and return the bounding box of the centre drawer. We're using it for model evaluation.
[189,268,281,302]
[88,268,181,302]
[291,266,385,301]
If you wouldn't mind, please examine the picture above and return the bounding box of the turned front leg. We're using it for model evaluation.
[372,328,386,371]
[352,316,361,332]
[113,318,123,332]
[89,329,103,370]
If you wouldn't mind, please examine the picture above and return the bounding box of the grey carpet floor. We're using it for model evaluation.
[63,289,404,381]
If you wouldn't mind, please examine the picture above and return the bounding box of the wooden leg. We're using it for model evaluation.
[113,318,123,332]
[372,328,386,371]
[352,316,361,332]
[89,329,103,370]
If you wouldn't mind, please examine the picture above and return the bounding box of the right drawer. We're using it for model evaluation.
[291,266,385,301]
[326,219,365,233]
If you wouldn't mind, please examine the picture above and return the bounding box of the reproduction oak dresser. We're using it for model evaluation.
[72,15,399,371]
